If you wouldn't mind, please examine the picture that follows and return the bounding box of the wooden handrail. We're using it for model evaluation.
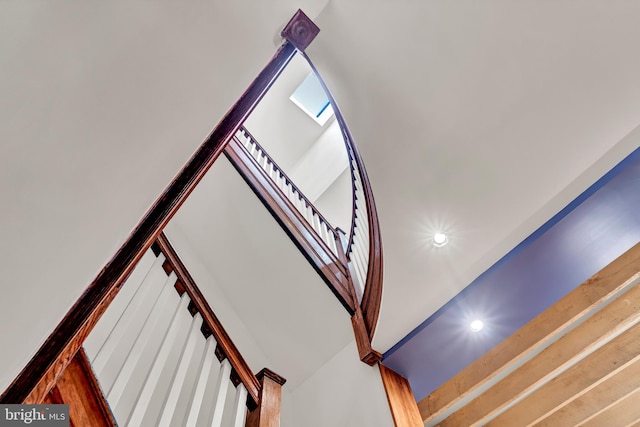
[155,233,261,406]
[239,126,341,241]
[1,39,298,405]
[300,52,383,340]
[225,135,356,313]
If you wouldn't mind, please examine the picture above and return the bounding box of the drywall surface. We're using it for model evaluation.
[281,340,394,427]
[163,224,272,373]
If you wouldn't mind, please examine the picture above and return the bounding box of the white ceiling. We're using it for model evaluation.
[1,0,640,393]
[307,1,640,350]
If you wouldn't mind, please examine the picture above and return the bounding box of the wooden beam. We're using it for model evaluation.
[439,279,640,426]
[535,356,640,426]
[487,322,640,426]
[419,241,640,423]
[379,364,423,427]
[0,40,297,404]
[580,387,640,427]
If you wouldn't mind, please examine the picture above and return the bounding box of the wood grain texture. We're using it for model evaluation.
[580,387,640,427]
[419,241,640,423]
[300,51,384,340]
[225,136,356,313]
[352,308,382,366]
[535,357,640,426]
[156,232,261,407]
[485,283,640,426]
[48,348,116,427]
[440,281,640,426]
[280,9,320,51]
[379,364,423,427]
[477,321,640,427]
[245,368,286,427]
[0,40,297,404]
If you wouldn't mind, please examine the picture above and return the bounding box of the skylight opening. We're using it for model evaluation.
[290,72,334,126]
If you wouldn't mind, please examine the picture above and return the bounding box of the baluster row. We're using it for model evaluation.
[236,128,341,258]
[84,248,249,427]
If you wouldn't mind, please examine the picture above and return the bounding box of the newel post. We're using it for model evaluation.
[246,369,287,427]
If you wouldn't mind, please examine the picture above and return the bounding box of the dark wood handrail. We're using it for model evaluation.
[1,40,298,405]
[239,126,341,240]
[155,233,261,406]
[225,135,356,313]
[300,52,383,340]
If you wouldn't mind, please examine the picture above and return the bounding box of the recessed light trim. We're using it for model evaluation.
[433,233,448,247]
[470,319,485,332]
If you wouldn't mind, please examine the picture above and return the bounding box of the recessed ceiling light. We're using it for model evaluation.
[433,233,448,247]
[470,320,485,332]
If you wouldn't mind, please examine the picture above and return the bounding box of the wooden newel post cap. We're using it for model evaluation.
[256,368,287,387]
[281,9,320,52]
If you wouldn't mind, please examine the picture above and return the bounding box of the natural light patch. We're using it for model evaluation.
[290,72,334,126]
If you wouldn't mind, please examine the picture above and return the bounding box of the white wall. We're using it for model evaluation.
[288,119,350,204]
[0,1,320,394]
[281,340,395,427]
[244,54,329,172]
[162,223,273,374]
[244,56,353,235]
[313,168,353,232]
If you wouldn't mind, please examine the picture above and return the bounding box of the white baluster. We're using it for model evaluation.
[125,293,191,427]
[184,337,218,427]
[275,172,286,191]
[302,203,313,225]
[312,213,322,235]
[268,163,278,181]
[327,231,338,255]
[230,384,248,427]
[353,245,368,286]
[278,172,287,191]
[317,218,326,240]
[84,250,156,361]
[322,224,333,250]
[284,182,293,203]
[91,255,168,384]
[355,230,368,254]
[207,359,232,427]
[156,313,204,427]
[355,214,368,234]
[259,154,269,170]
[249,143,258,160]
[107,273,178,414]
[294,192,305,215]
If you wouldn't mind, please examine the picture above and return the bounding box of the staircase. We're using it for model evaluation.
[80,236,278,427]
[0,9,389,426]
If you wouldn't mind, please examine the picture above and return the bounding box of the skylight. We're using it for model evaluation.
[290,72,334,126]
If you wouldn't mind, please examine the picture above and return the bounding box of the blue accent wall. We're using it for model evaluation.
[383,147,640,401]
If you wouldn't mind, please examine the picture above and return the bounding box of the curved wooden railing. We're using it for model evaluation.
[225,128,355,313]
[225,57,383,361]
[300,53,384,342]
[236,127,343,259]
